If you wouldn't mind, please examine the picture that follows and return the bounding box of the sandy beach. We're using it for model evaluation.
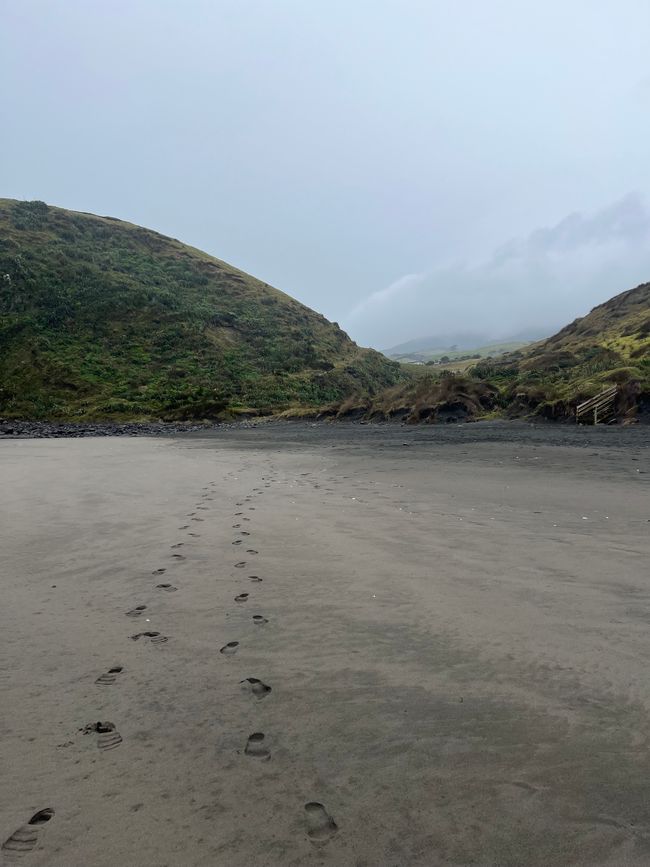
[1,422,650,866]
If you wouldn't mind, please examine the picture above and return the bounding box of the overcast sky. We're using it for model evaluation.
[2,1,650,349]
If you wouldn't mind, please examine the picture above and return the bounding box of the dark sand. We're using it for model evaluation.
[1,421,649,866]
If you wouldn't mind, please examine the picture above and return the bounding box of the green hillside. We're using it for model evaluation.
[0,199,402,420]
[334,282,649,423]
[476,282,650,418]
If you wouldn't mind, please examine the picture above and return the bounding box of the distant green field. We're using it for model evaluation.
[391,340,533,365]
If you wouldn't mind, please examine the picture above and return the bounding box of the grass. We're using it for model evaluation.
[336,283,649,423]
[0,199,405,420]
[475,282,650,419]
[390,340,532,365]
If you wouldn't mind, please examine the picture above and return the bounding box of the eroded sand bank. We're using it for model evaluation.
[1,425,649,866]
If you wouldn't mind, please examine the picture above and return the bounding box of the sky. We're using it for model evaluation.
[2,0,650,350]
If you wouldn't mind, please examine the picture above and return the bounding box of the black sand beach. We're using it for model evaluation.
[1,422,649,865]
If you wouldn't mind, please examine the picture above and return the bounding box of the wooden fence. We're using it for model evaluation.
[575,385,618,424]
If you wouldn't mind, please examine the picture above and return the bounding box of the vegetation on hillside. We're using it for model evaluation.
[475,282,650,420]
[0,199,403,420]
[332,283,649,423]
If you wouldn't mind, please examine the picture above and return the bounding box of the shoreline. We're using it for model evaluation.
[1,415,649,447]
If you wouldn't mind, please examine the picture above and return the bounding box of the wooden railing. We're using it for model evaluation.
[575,385,618,424]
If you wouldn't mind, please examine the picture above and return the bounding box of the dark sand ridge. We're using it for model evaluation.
[1,422,649,865]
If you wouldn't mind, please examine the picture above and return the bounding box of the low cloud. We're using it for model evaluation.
[344,194,650,349]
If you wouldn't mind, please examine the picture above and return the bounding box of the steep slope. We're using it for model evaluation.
[0,200,402,420]
[334,282,649,423]
[476,282,650,418]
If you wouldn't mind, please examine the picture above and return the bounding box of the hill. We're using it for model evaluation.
[0,199,403,420]
[478,281,650,419]
[383,333,541,363]
[333,282,649,423]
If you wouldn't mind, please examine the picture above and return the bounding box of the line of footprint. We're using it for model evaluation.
[220,473,339,846]
[2,474,337,857]
[1,479,222,858]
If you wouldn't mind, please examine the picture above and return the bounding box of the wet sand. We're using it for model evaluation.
[1,423,649,866]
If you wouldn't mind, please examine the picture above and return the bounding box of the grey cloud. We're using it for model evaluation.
[1,1,649,348]
[493,194,650,264]
[344,195,650,348]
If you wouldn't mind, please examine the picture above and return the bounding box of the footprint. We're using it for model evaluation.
[171,554,186,560]
[235,593,249,603]
[130,631,168,643]
[246,549,258,555]
[252,615,268,625]
[2,809,55,857]
[244,732,270,761]
[305,802,338,844]
[188,532,200,537]
[191,518,204,522]
[232,524,241,528]
[220,641,239,656]
[95,665,123,686]
[171,543,184,549]
[234,562,247,568]
[125,605,146,617]
[152,568,166,575]
[82,721,123,750]
[156,583,177,592]
[250,576,263,582]
[178,525,189,530]
[232,540,242,546]
[197,506,209,511]
[240,677,272,699]
[234,512,243,516]
[187,512,196,516]
[239,531,250,536]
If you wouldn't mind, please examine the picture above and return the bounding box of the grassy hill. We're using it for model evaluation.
[334,282,649,423]
[0,199,403,420]
[476,282,650,419]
